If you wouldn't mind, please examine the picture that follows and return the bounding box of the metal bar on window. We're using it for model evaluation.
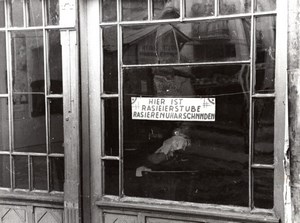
[122,60,251,68]
[12,152,47,156]
[251,164,275,169]
[28,155,32,190]
[101,156,120,161]
[252,93,276,98]
[215,0,219,17]
[179,0,184,21]
[100,94,119,98]
[148,0,152,21]
[23,0,27,27]
[248,0,255,209]
[46,94,63,99]
[117,0,124,198]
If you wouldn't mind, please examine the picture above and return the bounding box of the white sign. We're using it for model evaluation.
[131,97,215,121]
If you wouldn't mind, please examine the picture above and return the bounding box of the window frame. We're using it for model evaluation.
[87,0,288,222]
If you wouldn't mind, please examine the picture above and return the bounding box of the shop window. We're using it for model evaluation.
[0,0,64,193]
[96,0,283,221]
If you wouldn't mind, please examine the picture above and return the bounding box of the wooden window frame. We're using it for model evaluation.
[85,0,288,222]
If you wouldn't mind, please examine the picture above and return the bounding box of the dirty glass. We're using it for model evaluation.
[220,0,251,15]
[185,0,214,18]
[256,0,276,12]
[0,98,9,151]
[253,169,274,209]
[102,0,117,22]
[104,98,119,156]
[255,16,276,94]
[50,157,64,191]
[103,26,118,94]
[11,30,44,93]
[153,0,180,20]
[0,155,10,188]
[104,161,119,195]
[123,65,250,206]
[10,0,23,27]
[32,156,47,190]
[50,98,64,154]
[122,0,148,21]
[14,156,29,189]
[47,0,60,25]
[49,30,62,94]
[29,0,43,26]
[0,32,7,94]
[0,0,5,27]
[13,94,46,153]
[123,19,251,65]
[253,98,274,165]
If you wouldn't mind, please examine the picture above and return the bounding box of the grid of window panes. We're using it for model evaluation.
[0,0,64,193]
[100,0,276,209]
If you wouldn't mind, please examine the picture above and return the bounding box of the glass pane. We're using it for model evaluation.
[32,156,47,190]
[49,30,62,94]
[104,99,119,156]
[254,169,274,209]
[256,0,276,12]
[103,26,118,94]
[0,32,7,94]
[47,0,60,25]
[10,0,24,27]
[28,0,43,26]
[0,0,5,27]
[185,0,214,18]
[102,0,117,22]
[50,157,64,191]
[123,19,251,65]
[220,0,251,15]
[253,98,274,164]
[256,16,276,94]
[13,94,46,153]
[0,155,10,188]
[11,30,44,93]
[50,98,64,154]
[0,98,9,151]
[14,156,28,189]
[123,65,250,206]
[153,0,180,20]
[104,160,119,195]
[122,0,148,21]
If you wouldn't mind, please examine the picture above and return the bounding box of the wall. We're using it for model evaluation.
[288,0,300,222]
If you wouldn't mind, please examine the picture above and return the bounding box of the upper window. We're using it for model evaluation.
[99,0,278,211]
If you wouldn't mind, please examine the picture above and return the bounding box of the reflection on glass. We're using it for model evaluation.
[254,169,274,209]
[10,0,24,27]
[253,99,274,164]
[11,30,44,93]
[0,0,5,27]
[256,16,276,93]
[257,0,276,12]
[13,94,46,153]
[220,0,251,15]
[104,161,119,195]
[29,0,43,26]
[0,98,9,151]
[123,19,250,65]
[50,157,64,191]
[49,30,62,94]
[122,0,148,21]
[103,26,118,94]
[47,0,59,25]
[14,156,28,189]
[50,98,64,154]
[0,32,7,94]
[185,0,214,18]
[104,99,119,156]
[153,0,180,20]
[123,65,250,206]
[0,155,10,188]
[32,156,47,190]
[102,0,117,22]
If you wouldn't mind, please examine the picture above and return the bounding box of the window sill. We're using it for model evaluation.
[96,196,279,223]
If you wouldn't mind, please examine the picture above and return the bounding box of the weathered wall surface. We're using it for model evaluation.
[288,0,300,222]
